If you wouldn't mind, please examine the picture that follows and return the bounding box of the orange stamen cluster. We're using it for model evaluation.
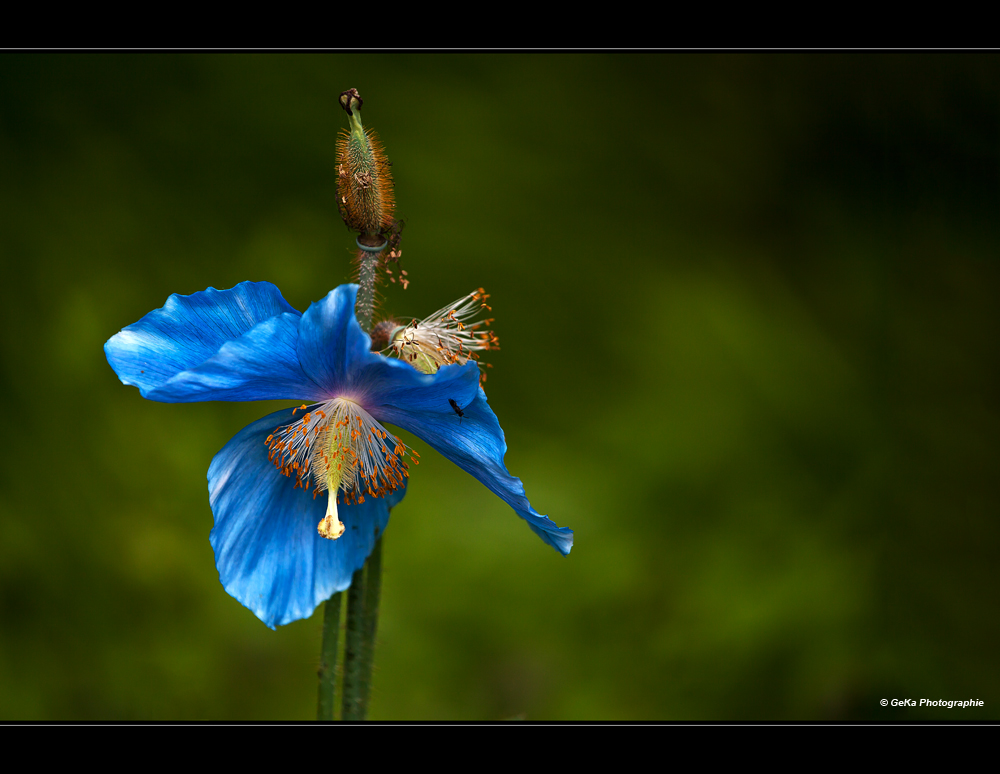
[265,398,419,506]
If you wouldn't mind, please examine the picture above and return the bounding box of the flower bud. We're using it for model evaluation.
[337,88,395,238]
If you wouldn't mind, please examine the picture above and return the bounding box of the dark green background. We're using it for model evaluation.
[1,53,997,720]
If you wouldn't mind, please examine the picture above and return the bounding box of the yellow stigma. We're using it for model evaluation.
[317,437,346,539]
[318,496,345,540]
[265,399,418,540]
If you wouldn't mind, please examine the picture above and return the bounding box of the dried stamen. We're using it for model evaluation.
[385,289,499,382]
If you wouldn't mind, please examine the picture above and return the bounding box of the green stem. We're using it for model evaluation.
[316,592,342,720]
[355,244,382,333]
[359,532,384,711]
[341,564,368,719]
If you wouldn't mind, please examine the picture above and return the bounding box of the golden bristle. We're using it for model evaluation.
[336,127,395,236]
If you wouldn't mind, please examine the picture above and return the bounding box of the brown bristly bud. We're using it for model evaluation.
[336,89,395,237]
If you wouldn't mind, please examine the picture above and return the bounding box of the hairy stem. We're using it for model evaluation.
[341,565,368,719]
[317,592,342,720]
[359,533,384,711]
[355,244,382,333]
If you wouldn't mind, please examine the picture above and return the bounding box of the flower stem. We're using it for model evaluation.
[316,592,342,720]
[341,564,368,719]
[359,533,384,711]
[339,530,385,720]
[354,241,386,333]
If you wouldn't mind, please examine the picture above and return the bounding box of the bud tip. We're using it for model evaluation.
[339,88,363,117]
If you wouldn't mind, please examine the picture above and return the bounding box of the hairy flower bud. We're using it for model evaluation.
[336,88,395,238]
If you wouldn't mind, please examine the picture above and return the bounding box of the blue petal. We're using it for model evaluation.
[364,360,483,418]
[296,284,373,393]
[105,281,322,403]
[295,284,482,411]
[143,313,327,403]
[378,387,574,556]
[208,406,404,629]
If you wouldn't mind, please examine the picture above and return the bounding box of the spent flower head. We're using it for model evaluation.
[371,289,499,384]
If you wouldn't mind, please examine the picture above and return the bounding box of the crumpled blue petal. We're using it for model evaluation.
[295,285,482,411]
[105,281,321,403]
[377,387,574,556]
[296,285,373,392]
[208,406,404,629]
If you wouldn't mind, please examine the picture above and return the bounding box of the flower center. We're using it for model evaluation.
[265,398,419,540]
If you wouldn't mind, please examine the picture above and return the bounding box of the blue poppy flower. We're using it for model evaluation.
[104,282,572,628]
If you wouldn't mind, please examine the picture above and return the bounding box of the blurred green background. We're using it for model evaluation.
[1,53,998,720]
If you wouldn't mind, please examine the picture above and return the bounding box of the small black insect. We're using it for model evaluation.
[448,398,464,425]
